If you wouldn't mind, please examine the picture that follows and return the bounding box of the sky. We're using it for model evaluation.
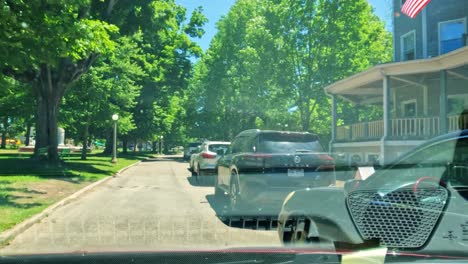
[176,0,393,51]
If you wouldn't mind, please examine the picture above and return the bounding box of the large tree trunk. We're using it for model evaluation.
[122,136,128,154]
[103,131,112,155]
[33,66,64,164]
[1,116,7,149]
[4,57,97,163]
[25,123,32,146]
[81,123,89,160]
[152,141,157,153]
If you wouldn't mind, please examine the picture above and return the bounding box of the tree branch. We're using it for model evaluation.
[1,68,37,83]
[106,0,118,17]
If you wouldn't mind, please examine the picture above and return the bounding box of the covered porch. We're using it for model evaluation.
[326,47,468,164]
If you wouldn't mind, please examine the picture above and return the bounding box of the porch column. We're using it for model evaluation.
[440,70,448,134]
[329,94,337,152]
[383,76,391,138]
[381,75,391,165]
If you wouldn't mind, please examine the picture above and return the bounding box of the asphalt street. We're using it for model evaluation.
[0,156,280,254]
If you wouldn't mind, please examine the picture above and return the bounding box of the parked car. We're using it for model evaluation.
[278,130,468,255]
[183,142,202,160]
[190,141,230,180]
[215,129,336,217]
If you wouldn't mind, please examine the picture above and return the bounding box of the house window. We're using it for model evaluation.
[448,94,468,115]
[439,18,466,55]
[402,99,417,117]
[448,97,465,115]
[401,31,416,61]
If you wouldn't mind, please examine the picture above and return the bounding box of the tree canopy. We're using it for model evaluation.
[0,0,392,160]
[0,0,206,161]
[186,0,392,144]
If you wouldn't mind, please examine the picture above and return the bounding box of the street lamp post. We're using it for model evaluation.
[111,114,119,163]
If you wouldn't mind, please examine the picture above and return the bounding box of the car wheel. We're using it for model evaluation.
[229,174,245,213]
[190,163,196,176]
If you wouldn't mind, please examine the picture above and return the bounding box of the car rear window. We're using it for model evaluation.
[208,144,230,153]
[258,133,323,153]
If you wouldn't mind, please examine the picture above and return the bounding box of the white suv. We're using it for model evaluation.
[190,141,230,179]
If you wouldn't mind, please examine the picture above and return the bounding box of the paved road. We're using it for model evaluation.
[1,157,280,254]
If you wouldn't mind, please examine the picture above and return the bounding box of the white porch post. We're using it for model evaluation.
[440,70,448,134]
[422,8,428,58]
[329,94,337,152]
[381,75,391,165]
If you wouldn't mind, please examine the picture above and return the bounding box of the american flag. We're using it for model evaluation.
[401,0,431,18]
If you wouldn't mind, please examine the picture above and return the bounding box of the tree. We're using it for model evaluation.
[0,0,206,163]
[0,76,34,148]
[187,0,274,140]
[188,0,392,141]
[125,4,206,148]
[1,1,118,163]
[61,34,144,159]
[270,0,392,131]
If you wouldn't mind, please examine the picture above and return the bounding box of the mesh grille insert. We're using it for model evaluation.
[347,187,448,248]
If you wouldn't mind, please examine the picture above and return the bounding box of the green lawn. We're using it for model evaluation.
[0,151,154,233]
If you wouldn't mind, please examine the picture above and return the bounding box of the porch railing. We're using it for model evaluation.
[448,115,468,131]
[391,117,440,137]
[336,115,463,142]
[336,121,383,141]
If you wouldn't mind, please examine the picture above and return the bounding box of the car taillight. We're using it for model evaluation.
[318,154,334,161]
[201,152,216,159]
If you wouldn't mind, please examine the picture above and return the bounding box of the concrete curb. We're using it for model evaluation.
[0,160,142,247]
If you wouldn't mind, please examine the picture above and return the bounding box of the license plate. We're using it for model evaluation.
[288,169,304,177]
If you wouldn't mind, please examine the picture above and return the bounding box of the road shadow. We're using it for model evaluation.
[186,175,214,187]
[206,194,229,222]
[141,158,164,163]
[158,156,187,163]
[140,156,187,163]
[206,194,280,230]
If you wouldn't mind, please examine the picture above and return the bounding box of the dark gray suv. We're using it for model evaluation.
[215,129,336,219]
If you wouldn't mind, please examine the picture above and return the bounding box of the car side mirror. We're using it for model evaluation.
[344,179,362,193]
[216,149,225,156]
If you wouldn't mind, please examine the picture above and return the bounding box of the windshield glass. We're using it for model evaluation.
[208,144,230,153]
[258,134,323,153]
[1,0,468,261]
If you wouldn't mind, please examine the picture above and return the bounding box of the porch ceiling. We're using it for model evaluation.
[325,47,468,104]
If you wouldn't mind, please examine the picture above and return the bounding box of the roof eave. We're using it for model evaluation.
[325,46,468,95]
